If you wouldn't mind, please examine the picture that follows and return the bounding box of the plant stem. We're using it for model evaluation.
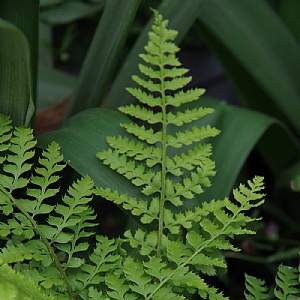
[156,34,168,259]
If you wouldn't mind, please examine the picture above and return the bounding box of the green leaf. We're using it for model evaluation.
[105,273,130,300]
[279,0,300,44]
[196,0,300,134]
[0,1,38,126]
[40,1,100,24]
[37,67,76,111]
[65,0,140,118]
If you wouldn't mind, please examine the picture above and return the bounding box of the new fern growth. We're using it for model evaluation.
[1,9,288,300]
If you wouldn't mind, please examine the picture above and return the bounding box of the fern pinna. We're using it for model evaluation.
[95,10,265,300]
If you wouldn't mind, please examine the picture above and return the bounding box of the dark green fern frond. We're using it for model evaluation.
[274,264,300,299]
[244,264,300,300]
[244,274,269,300]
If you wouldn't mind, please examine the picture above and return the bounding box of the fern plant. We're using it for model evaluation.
[0,114,124,299]
[95,9,265,299]
[0,9,272,300]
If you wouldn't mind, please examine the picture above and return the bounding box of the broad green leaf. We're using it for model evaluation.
[196,0,300,134]
[39,0,62,8]
[0,18,34,127]
[65,0,140,119]
[40,1,102,25]
[279,0,300,44]
[0,0,38,120]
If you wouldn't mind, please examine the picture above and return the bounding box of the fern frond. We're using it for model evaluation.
[76,235,122,298]
[244,274,269,300]
[169,144,213,173]
[27,142,65,217]
[105,136,160,167]
[42,176,94,244]
[0,125,36,197]
[94,9,266,299]
[274,264,300,299]
[0,119,114,299]
[0,114,12,164]
[165,89,205,107]
[124,229,158,256]
[95,187,159,224]
[126,87,159,107]
[123,257,152,297]
[0,264,55,300]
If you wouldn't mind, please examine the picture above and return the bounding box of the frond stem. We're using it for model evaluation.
[156,45,168,259]
[0,186,75,299]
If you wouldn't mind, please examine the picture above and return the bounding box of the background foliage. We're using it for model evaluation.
[0,0,300,298]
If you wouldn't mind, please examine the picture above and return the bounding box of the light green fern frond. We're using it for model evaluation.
[0,115,124,299]
[96,10,266,299]
[0,263,54,300]
[0,114,12,164]
[0,117,36,215]
[96,9,220,247]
